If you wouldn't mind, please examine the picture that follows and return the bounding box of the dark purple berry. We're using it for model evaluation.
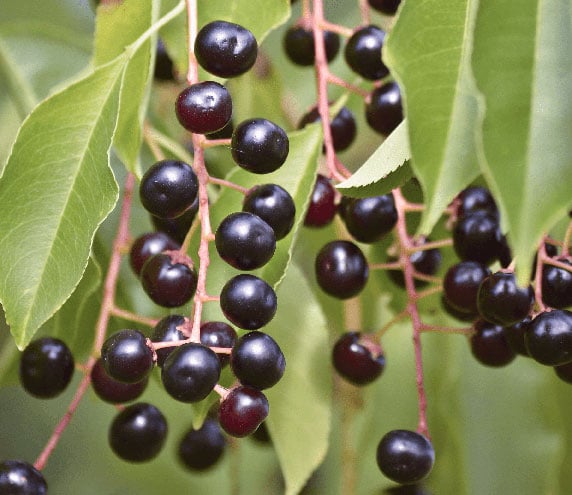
[220,274,277,330]
[129,232,180,276]
[200,321,237,367]
[504,317,532,357]
[0,460,47,495]
[109,402,167,462]
[304,174,336,227]
[195,21,258,78]
[150,315,187,367]
[154,39,175,81]
[178,418,226,471]
[541,258,572,309]
[315,240,369,299]
[139,160,198,219]
[470,319,516,367]
[376,430,435,484]
[231,331,286,389]
[453,211,503,265]
[206,119,234,140]
[441,295,478,322]
[283,25,340,66]
[101,329,154,384]
[140,253,197,308]
[175,82,232,134]
[218,385,269,437]
[299,106,357,152]
[91,358,148,404]
[340,194,397,243]
[161,343,221,402]
[525,309,572,366]
[456,186,499,219]
[151,199,198,244]
[554,361,572,384]
[365,81,403,136]
[19,337,74,399]
[368,0,401,15]
[242,184,296,240]
[443,261,491,315]
[332,332,385,385]
[231,119,289,174]
[344,25,389,80]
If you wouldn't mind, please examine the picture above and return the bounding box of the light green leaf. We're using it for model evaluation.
[266,263,332,495]
[471,0,572,284]
[336,120,413,197]
[0,56,127,349]
[384,0,481,234]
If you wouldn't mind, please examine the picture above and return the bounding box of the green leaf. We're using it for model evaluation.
[384,0,481,234]
[471,0,572,284]
[266,263,332,495]
[336,120,413,197]
[0,56,126,349]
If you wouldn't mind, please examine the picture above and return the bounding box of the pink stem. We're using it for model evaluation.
[359,0,371,24]
[110,306,159,327]
[208,176,249,195]
[326,73,370,98]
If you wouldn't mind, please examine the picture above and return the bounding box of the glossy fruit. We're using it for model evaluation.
[178,418,226,471]
[443,261,491,315]
[231,119,289,174]
[368,0,401,15]
[242,184,296,240]
[19,337,74,399]
[101,329,154,384]
[215,212,276,270]
[151,199,198,244]
[205,118,234,140]
[332,332,385,385]
[220,274,278,330]
[175,82,232,134]
[109,402,167,462]
[283,25,340,66]
[90,358,148,404]
[140,253,198,307]
[315,240,369,299]
[340,194,397,243]
[195,21,258,78]
[139,160,198,219]
[541,258,572,309]
[504,317,532,357]
[456,186,498,219]
[0,460,47,495]
[376,430,435,484]
[154,39,175,81]
[200,321,237,367]
[230,331,286,389]
[150,315,187,367]
[161,343,221,402]
[525,310,572,365]
[441,295,478,322]
[344,25,389,80]
[129,232,180,276]
[304,174,337,227]
[218,385,269,437]
[470,319,516,367]
[365,81,403,136]
[299,106,357,152]
[453,211,502,265]
[477,271,534,326]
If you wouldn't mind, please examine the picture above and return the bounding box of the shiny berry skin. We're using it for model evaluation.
[525,310,572,366]
[441,295,478,323]
[554,361,572,384]
[340,194,397,243]
[101,329,154,384]
[0,460,47,495]
[109,402,167,462]
[220,275,278,330]
[456,186,498,219]
[283,25,340,66]
[154,39,175,81]
[304,174,337,227]
[161,343,221,403]
[443,261,491,315]
[140,253,197,308]
[194,21,258,78]
[175,82,232,134]
[231,331,286,389]
[376,430,435,485]
[150,315,187,367]
[332,332,385,385]
[453,211,503,265]
[206,118,234,140]
[231,119,289,174]
[315,240,369,299]
[139,160,198,219]
[200,321,237,367]
[344,25,389,80]
[129,232,179,276]
[19,337,74,399]
[90,358,148,404]
[470,319,516,367]
[368,0,401,15]
[242,184,296,240]
[218,385,269,437]
[366,81,403,136]
[178,418,226,471]
[151,198,198,244]
[299,106,357,152]
[215,212,276,270]
[477,271,534,326]
[541,258,572,309]
[504,317,532,357]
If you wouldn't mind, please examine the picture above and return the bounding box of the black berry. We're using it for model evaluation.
[129,232,179,276]
[443,261,491,315]
[456,186,499,219]
[299,106,357,152]
[365,81,403,136]
[368,0,401,15]
[206,119,234,140]
[470,319,516,367]
[541,258,572,309]
[0,460,47,495]
[90,358,148,404]
[504,317,532,357]
[283,25,340,66]
[150,314,187,367]
[178,418,226,471]
[175,82,232,134]
[139,160,198,219]
[453,211,503,265]
[340,194,398,244]
[344,25,389,80]
[304,174,337,227]
[154,39,175,81]
[332,332,385,385]
[151,199,198,244]
[101,329,154,384]
[525,309,572,366]
[200,321,237,367]
[218,385,269,437]
[554,361,572,384]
